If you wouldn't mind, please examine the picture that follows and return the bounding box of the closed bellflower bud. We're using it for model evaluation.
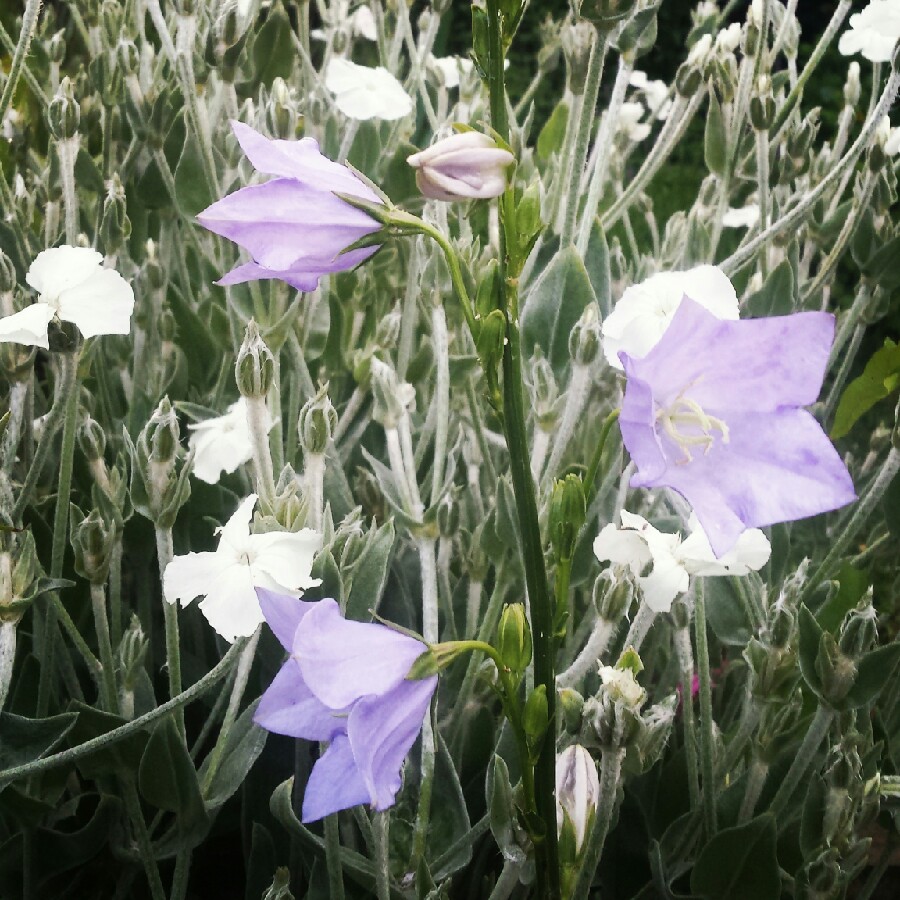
[531,350,561,431]
[272,465,308,531]
[266,78,299,140]
[140,396,180,466]
[407,131,515,202]
[569,304,601,367]
[496,603,532,674]
[556,744,599,855]
[375,304,402,349]
[749,74,775,131]
[117,39,140,76]
[47,77,81,140]
[524,684,550,752]
[298,384,337,456]
[815,632,856,705]
[117,613,149,719]
[549,474,586,562]
[0,251,16,296]
[236,320,275,399]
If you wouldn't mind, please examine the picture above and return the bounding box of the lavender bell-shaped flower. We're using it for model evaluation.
[197,122,383,291]
[254,590,437,822]
[618,298,856,556]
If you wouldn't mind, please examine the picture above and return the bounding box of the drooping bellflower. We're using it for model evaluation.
[254,591,437,822]
[197,122,383,291]
[618,299,856,556]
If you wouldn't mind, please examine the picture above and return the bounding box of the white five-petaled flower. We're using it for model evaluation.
[616,102,652,143]
[427,55,475,90]
[629,70,672,121]
[838,0,900,64]
[163,494,322,643]
[722,203,760,229]
[593,510,771,612]
[324,58,413,121]
[187,398,274,485]
[0,246,134,349]
[600,264,738,370]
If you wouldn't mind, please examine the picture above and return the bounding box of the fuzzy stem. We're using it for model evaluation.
[624,603,656,653]
[245,395,276,508]
[374,811,391,900]
[0,621,16,711]
[90,583,119,713]
[738,756,768,823]
[557,617,616,689]
[768,705,834,816]
[694,582,717,837]
[430,303,451,507]
[324,812,346,900]
[155,527,184,740]
[0,0,42,124]
[674,627,701,811]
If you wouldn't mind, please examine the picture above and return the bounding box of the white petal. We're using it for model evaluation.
[0,304,54,349]
[351,6,377,40]
[249,528,323,592]
[639,555,689,612]
[218,494,257,552]
[198,566,262,642]
[593,523,652,574]
[187,401,256,484]
[680,519,771,575]
[163,551,229,605]
[56,268,135,338]
[326,59,413,121]
[25,246,103,300]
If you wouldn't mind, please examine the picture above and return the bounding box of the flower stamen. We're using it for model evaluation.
[656,396,730,463]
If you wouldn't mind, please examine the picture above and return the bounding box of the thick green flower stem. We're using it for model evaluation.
[673,628,701,811]
[324,812,346,900]
[559,29,607,247]
[121,778,167,900]
[374,812,391,900]
[572,748,624,900]
[89,583,119,713]
[768,705,834,817]
[170,849,192,900]
[576,53,634,256]
[245,395,277,509]
[109,539,124,645]
[803,446,900,602]
[0,0,41,124]
[693,583,717,837]
[155,526,184,740]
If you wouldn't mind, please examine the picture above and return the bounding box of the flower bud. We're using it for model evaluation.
[556,745,599,855]
[117,613,149,719]
[370,358,415,429]
[815,631,856,705]
[436,492,458,538]
[407,131,515,202]
[838,594,877,659]
[575,0,638,31]
[749,74,775,131]
[298,384,338,456]
[531,351,561,431]
[549,474,586,562]
[844,61,861,108]
[0,251,17,295]
[272,465,308,531]
[496,603,532,674]
[78,415,107,462]
[70,506,115,584]
[99,174,132,256]
[215,0,244,49]
[636,695,677,769]
[561,20,595,92]
[236,320,275,399]
[139,396,180,466]
[568,304,601,367]
[766,597,796,649]
[375,304,402,349]
[592,566,634,621]
[598,652,646,709]
[47,77,81,140]
[266,77,299,140]
[49,30,66,65]
[559,687,585,734]
[524,684,549,755]
[117,39,140,76]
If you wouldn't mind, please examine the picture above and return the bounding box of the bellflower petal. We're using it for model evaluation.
[302,735,372,822]
[256,587,316,651]
[254,659,345,741]
[619,298,856,556]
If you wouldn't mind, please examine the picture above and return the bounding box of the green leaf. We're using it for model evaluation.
[537,101,570,163]
[308,550,344,607]
[704,577,755,646]
[252,1,295,88]
[74,147,104,196]
[817,563,869,633]
[0,712,78,772]
[797,605,825,699]
[691,814,779,900]
[138,718,209,843]
[585,221,612,317]
[831,339,900,439]
[860,235,900,291]
[799,774,827,858]
[521,246,597,379]
[345,520,395,621]
[63,702,148,779]
[174,133,214,218]
[704,87,727,177]
[844,643,900,708]
[743,259,795,317]
[428,736,472,878]
[487,755,525,864]
[199,701,267,809]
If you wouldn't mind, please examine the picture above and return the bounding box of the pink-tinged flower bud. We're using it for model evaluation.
[556,745,599,854]
[407,131,515,202]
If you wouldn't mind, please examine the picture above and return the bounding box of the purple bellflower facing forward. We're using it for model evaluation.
[619,299,856,557]
[254,590,437,822]
[197,122,383,292]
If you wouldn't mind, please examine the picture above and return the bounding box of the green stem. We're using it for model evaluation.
[324,812,346,900]
[417,221,477,337]
[768,704,834,816]
[0,639,245,787]
[572,748,623,900]
[582,409,620,502]
[738,756,768,823]
[170,848,191,900]
[374,812,391,900]
[694,582,717,837]
[0,0,42,123]
[90,583,119,713]
[674,627,701,811]
[155,526,184,740]
[121,778,167,900]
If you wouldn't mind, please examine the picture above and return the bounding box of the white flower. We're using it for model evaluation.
[687,33,713,66]
[593,511,770,613]
[0,246,134,349]
[324,58,413,121]
[163,495,322,642]
[597,663,646,709]
[616,102,652,142]
[838,0,900,63]
[722,203,760,228]
[886,127,900,157]
[350,5,377,40]
[716,22,742,54]
[873,116,900,157]
[629,70,672,121]
[427,55,475,90]
[556,745,599,853]
[187,398,273,485]
[600,264,738,369]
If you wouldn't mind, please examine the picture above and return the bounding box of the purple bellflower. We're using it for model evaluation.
[619,299,856,557]
[197,122,383,292]
[253,590,437,822]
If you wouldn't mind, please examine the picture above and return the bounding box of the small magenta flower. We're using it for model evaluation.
[254,591,437,822]
[197,122,383,291]
[619,299,856,556]
[407,131,515,202]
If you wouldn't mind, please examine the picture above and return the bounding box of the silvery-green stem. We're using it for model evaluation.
[530,428,551,483]
[245,395,276,508]
[385,427,416,513]
[738,756,768,823]
[828,105,856,189]
[374,811,391,900]
[488,861,521,900]
[824,322,864,420]
[514,68,544,117]
[769,705,834,816]
[122,778,167,900]
[803,446,900,602]
[0,0,42,123]
[1,381,28,473]
[57,136,80,241]
[828,284,870,371]
[674,626,701,811]
[576,55,635,255]
[722,67,900,274]
[559,29,606,246]
[623,603,655,653]
[397,240,423,379]
[465,578,483,639]
[557,617,616,689]
[337,120,361,163]
[543,363,592,487]
[756,128,770,262]
[333,387,365,446]
[398,414,424,519]
[430,303,450,506]
[155,526,184,740]
[305,453,325,531]
[572,748,624,900]
[694,582,717,837]
[90,583,119,713]
[0,621,16,711]
[771,0,798,57]
[545,88,581,237]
